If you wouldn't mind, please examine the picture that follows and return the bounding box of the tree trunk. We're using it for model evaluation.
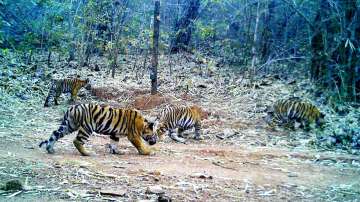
[110,0,128,78]
[47,50,52,67]
[310,0,329,84]
[26,50,32,65]
[151,0,160,94]
[260,0,275,61]
[68,41,75,62]
[170,0,200,53]
[250,1,260,80]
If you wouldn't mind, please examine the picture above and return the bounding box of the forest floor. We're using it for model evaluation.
[0,54,360,201]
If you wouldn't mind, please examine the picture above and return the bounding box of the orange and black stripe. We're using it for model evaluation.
[39,104,156,155]
[44,78,90,107]
[156,105,202,142]
[266,98,325,129]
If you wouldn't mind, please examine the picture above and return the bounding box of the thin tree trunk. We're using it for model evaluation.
[26,50,32,65]
[47,50,52,67]
[151,0,160,94]
[68,0,82,62]
[250,1,260,81]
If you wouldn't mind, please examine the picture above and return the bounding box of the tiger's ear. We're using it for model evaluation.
[144,119,154,129]
[148,122,154,130]
[320,112,325,118]
[85,78,90,83]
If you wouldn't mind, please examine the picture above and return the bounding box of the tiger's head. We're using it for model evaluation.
[83,78,92,90]
[141,119,157,145]
[153,117,168,141]
[264,106,275,124]
[315,112,326,128]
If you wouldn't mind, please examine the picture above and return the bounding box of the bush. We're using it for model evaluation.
[316,107,360,151]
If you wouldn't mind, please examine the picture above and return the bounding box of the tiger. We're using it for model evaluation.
[265,97,325,130]
[44,78,91,107]
[39,103,157,156]
[155,105,202,143]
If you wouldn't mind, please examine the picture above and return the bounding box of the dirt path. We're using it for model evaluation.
[1,133,359,201]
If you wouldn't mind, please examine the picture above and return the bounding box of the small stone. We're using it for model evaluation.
[149,170,161,176]
[99,189,126,197]
[94,64,100,71]
[146,185,165,195]
[287,172,298,177]
[158,194,172,202]
[1,179,23,191]
[223,128,235,137]
[191,173,213,179]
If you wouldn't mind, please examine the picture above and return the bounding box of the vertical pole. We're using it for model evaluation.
[151,0,160,94]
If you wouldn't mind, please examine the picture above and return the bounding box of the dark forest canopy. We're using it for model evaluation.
[0,0,359,102]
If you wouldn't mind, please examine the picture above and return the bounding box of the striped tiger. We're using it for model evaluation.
[39,104,157,156]
[44,78,90,107]
[155,105,202,143]
[265,97,325,130]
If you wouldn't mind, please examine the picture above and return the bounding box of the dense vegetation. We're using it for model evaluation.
[1,0,359,102]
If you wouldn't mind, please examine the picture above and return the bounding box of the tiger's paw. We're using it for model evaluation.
[46,146,55,154]
[148,147,158,155]
[106,144,125,155]
[79,150,94,156]
[139,148,154,156]
[169,134,186,144]
[39,140,55,154]
[73,139,92,156]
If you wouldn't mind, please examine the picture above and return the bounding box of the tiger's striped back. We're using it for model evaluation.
[39,104,156,156]
[266,98,325,129]
[156,105,202,141]
[44,78,90,107]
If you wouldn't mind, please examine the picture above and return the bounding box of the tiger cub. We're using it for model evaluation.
[39,104,157,156]
[44,78,90,107]
[265,97,325,130]
[155,105,202,143]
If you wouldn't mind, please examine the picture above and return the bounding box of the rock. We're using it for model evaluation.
[1,179,23,191]
[223,128,234,136]
[146,185,165,195]
[158,194,172,202]
[149,170,161,176]
[94,64,100,71]
[99,189,126,197]
[197,84,207,88]
[191,173,213,179]
[287,172,298,177]
[16,93,29,100]
[326,136,337,147]
[35,66,45,78]
[222,128,237,138]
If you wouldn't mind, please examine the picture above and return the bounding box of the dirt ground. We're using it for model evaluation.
[0,55,360,201]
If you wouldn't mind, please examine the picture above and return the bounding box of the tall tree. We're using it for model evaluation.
[250,1,261,80]
[170,0,200,53]
[150,0,160,94]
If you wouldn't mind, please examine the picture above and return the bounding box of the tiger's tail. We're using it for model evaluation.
[39,106,79,153]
